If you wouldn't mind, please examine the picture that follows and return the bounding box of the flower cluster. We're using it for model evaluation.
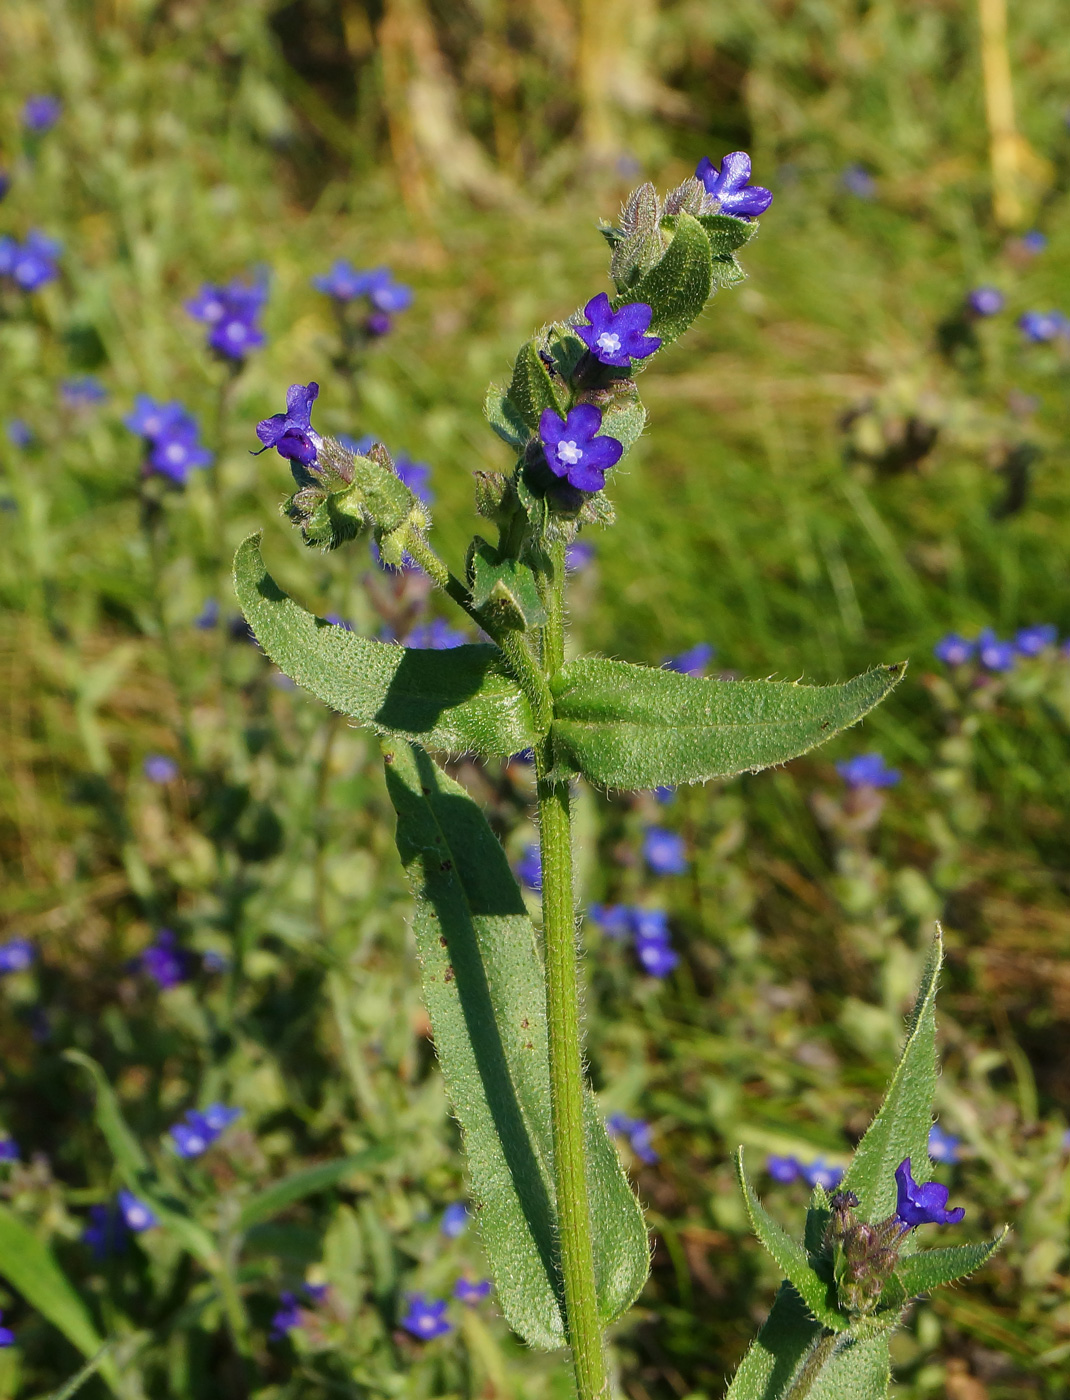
[125,396,213,485]
[589,904,679,977]
[169,1103,242,1159]
[1018,310,1068,343]
[836,752,900,790]
[606,1112,659,1164]
[313,261,413,337]
[398,1276,493,1341]
[766,1154,843,1190]
[0,231,61,291]
[187,276,267,361]
[934,624,1061,671]
[83,1190,158,1260]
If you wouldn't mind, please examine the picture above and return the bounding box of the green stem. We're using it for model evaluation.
[783,1331,838,1400]
[535,539,607,1400]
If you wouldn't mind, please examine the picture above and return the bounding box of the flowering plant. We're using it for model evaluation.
[227,158,999,1400]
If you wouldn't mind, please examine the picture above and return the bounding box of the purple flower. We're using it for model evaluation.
[1021,230,1047,253]
[695,151,773,219]
[144,754,178,783]
[324,614,353,631]
[367,311,392,336]
[632,908,670,942]
[140,930,190,990]
[1018,310,1066,343]
[841,165,876,199]
[565,540,595,571]
[401,1294,451,1341]
[83,1203,128,1260]
[61,376,108,406]
[201,1103,243,1134]
[934,633,974,666]
[766,1155,803,1183]
[928,1124,961,1165]
[575,293,661,367]
[654,785,676,803]
[394,454,433,504]
[666,643,714,677]
[312,261,376,300]
[256,383,321,468]
[453,1277,492,1306]
[118,1190,158,1232]
[968,286,1004,317]
[194,598,219,630]
[406,619,468,650]
[304,1282,330,1305]
[202,949,228,973]
[0,1137,19,1162]
[1015,624,1057,656]
[365,270,413,313]
[270,1291,302,1340]
[337,433,376,455]
[636,938,679,977]
[588,904,635,939]
[0,1311,14,1348]
[23,96,62,132]
[149,420,213,484]
[515,843,542,891]
[802,1159,843,1191]
[836,752,900,790]
[539,405,623,493]
[6,419,32,448]
[125,395,195,442]
[977,628,1016,672]
[168,1104,239,1159]
[187,278,267,360]
[441,1202,469,1238]
[606,1114,659,1164]
[642,826,687,875]
[0,939,34,975]
[894,1157,964,1229]
[8,231,61,291]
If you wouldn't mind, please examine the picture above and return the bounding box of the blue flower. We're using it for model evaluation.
[565,540,595,571]
[168,1104,240,1159]
[201,1103,243,1134]
[695,152,773,219]
[928,1124,961,1165]
[836,752,900,790]
[934,633,974,666]
[0,1137,19,1162]
[802,1159,843,1191]
[1018,310,1066,343]
[636,938,679,977]
[256,382,321,468]
[304,1282,330,1304]
[0,1311,14,1347]
[1020,230,1047,253]
[606,1114,659,1165]
[440,1202,469,1238]
[83,1203,128,1260]
[270,1291,302,1340]
[6,419,32,448]
[642,826,687,875]
[125,395,194,442]
[575,293,661,367]
[587,904,635,939]
[324,614,354,631]
[22,96,62,132]
[977,628,1016,672]
[394,454,433,504]
[515,843,542,891]
[1015,624,1057,656]
[6,231,61,291]
[665,643,714,677]
[654,785,676,804]
[187,277,267,360]
[632,908,671,942]
[453,1277,492,1305]
[894,1157,964,1228]
[313,262,412,314]
[0,939,34,975]
[364,269,413,313]
[61,376,108,406]
[149,419,213,484]
[841,165,876,199]
[968,286,1004,317]
[194,598,219,630]
[401,1294,451,1340]
[118,1190,158,1232]
[140,930,190,990]
[539,405,623,493]
[406,619,468,650]
[766,1155,802,1183]
[144,754,178,783]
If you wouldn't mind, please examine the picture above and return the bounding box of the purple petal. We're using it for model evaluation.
[580,292,614,333]
[611,300,655,336]
[577,434,623,471]
[563,403,603,442]
[718,151,753,191]
[567,461,609,492]
[285,382,319,425]
[539,407,566,446]
[256,413,287,447]
[725,185,773,217]
[695,156,719,192]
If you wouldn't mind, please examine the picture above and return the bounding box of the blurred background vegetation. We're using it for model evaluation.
[2,1,1070,1397]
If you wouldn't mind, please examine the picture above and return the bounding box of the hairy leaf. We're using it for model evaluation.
[615,211,713,344]
[382,739,648,1350]
[737,1150,846,1330]
[233,535,536,757]
[483,385,530,451]
[237,1147,392,1231]
[507,340,567,432]
[0,1206,120,1394]
[843,932,941,1221]
[549,659,905,789]
[895,1231,1007,1298]
[698,212,758,256]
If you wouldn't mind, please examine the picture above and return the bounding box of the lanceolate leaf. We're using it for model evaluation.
[894,1232,1007,1298]
[237,1147,393,1231]
[549,659,905,790]
[507,340,567,432]
[737,1150,846,1331]
[233,535,536,758]
[483,385,530,452]
[615,211,713,344]
[843,932,942,1222]
[0,1206,121,1395]
[382,739,648,1350]
[697,212,757,256]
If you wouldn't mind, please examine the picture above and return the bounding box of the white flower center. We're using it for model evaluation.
[224,321,245,342]
[556,440,583,466]
[165,443,185,464]
[127,1206,149,1227]
[596,331,621,355]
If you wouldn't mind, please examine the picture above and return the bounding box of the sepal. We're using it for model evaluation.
[608,182,667,291]
[470,541,547,631]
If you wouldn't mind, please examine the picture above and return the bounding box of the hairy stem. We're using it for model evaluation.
[783,1331,838,1400]
[536,539,606,1400]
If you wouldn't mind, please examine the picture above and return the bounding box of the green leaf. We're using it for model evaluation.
[805,1331,891,1400]
[42,1343,115,1400]
[697,212,757,256]
[233,535,536,757]
[484,385,531,452]
[65,1050,219,1266]
[237,1147,393,1232]
[600,396,647,456]
[0,1206,120,1394]
[507,339,567,432]
[549,659,905,790]
[894,1231,1007,1298]
[737,1150,846,1331]
[616,211,713,344]
[842,932,941,1221]
[725,1283,822,1399]
[382,739,648,1350]
[470,545,547,630]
